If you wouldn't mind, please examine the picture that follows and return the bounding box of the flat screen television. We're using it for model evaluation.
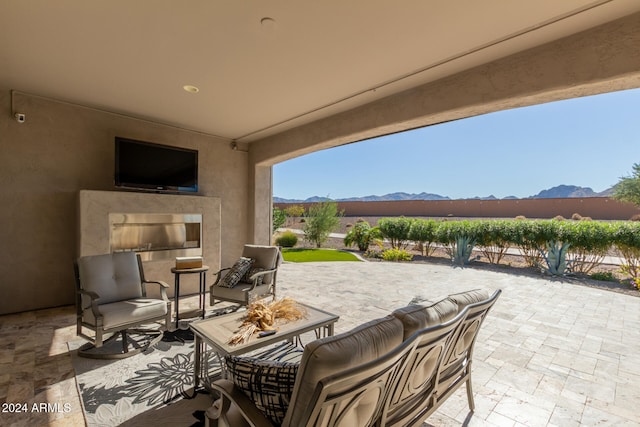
[115,137,198,193]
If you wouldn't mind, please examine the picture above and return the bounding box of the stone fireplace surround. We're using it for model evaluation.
[78,190,221,298]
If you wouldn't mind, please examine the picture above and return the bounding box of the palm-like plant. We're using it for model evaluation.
[344,220,381,251]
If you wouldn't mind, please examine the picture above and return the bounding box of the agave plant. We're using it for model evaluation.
[451,235,476,266]
[539,240,571,276]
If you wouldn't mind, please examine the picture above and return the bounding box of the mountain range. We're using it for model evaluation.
[274,185,614,203]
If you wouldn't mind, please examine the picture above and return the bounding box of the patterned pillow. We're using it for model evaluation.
[226,355,299,425]
[218,257,254,288]
[241,266,265,286]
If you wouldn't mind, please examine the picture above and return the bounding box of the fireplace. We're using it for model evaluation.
[109,213,202,261]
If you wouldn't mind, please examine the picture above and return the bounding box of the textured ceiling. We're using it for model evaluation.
[2,0,640,142]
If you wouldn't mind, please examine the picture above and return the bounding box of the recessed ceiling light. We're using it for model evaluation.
[183,85,199,94]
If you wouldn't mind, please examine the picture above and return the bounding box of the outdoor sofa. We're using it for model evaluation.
[205,288,501,426]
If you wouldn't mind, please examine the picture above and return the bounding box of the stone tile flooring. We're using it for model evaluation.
[1,261,639,426]
[277,262,640,427]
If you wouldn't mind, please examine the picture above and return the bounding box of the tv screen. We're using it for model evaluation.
[115,137,198,193]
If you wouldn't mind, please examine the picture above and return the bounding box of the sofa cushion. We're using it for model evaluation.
[447,289,490,312]
[219,257,254,288]
[284,315,404,427]
[226,355,299,425]
[392,299,458,340]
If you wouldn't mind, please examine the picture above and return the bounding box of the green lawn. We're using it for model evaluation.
[282,248,361,262]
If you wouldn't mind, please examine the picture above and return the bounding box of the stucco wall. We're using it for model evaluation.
[0,91,248,315]
[276,198,640,221]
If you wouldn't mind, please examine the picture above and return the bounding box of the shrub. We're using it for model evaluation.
[589,271,618,282]
[474,220,510,264]
[303,200,343,248]
[515,215,527,220]
[510,220,562,267]
[272,206,286,232]
[553,215,566,221]
[381,248,413,262]
[613,221,640,280]
[564,221,612,273]
[572,213,583,220]
[378,217,414,249]
[434,220,478,245]
[408,219,437,256]
[433,221,479,266]
[630,214,640,221]
[364,248,383,259]
[275,231,298,247]
[344,221,381,251]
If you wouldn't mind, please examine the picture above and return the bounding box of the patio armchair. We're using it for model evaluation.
[210,245,282,308]
[74,252,171,358]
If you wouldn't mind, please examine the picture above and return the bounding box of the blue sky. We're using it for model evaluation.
[273,88,640,200]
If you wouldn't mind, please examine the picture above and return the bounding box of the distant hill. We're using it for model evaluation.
[273,192,449,203]
[531,185,613,198]
[274,185,614,203]
[340,192,450,202]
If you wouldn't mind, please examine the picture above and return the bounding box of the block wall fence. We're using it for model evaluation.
[275,198,640,221]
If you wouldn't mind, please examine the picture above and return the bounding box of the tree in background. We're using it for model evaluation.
[303,200,343,248]
[284,204,305,226]
[272,206,286,233]
[613,163,640,207]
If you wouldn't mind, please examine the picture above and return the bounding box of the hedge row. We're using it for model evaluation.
[375,217,640,276]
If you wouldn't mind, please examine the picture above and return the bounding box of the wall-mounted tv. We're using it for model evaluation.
[115,137,198,193]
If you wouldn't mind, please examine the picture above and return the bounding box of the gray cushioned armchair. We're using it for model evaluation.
[210,245,282,308]
[74,252,171,358]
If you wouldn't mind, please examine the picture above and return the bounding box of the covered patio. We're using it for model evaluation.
[2,261,639,426]
[2,3,640,426]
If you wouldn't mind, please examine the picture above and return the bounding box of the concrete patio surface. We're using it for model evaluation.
[276,260,640,427]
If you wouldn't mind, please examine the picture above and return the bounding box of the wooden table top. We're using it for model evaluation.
[190,302,339,356]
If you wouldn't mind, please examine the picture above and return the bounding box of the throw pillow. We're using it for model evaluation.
[241,266,266,286]
[225,355,299,425]
[218,257,254,288]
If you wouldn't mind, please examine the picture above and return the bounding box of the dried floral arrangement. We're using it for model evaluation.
[228,297,307,345]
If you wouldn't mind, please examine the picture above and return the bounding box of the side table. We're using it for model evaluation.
[163,265,209,342]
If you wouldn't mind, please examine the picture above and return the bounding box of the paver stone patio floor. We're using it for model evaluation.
[277,261,640,427]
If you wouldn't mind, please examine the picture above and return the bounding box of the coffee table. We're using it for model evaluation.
[190,302,339,391]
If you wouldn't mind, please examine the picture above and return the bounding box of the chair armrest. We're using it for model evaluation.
[142,280,170,300]
[210,267,232,289]
[242,267,278,292]
[209,379,275,427]
[77,289,101,318]
[248,267,277,281]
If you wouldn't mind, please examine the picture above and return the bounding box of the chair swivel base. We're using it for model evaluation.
[162,328,194,343]
[78,329,163,359]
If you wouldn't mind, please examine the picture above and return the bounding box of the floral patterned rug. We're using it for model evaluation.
[69,334,216,427]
